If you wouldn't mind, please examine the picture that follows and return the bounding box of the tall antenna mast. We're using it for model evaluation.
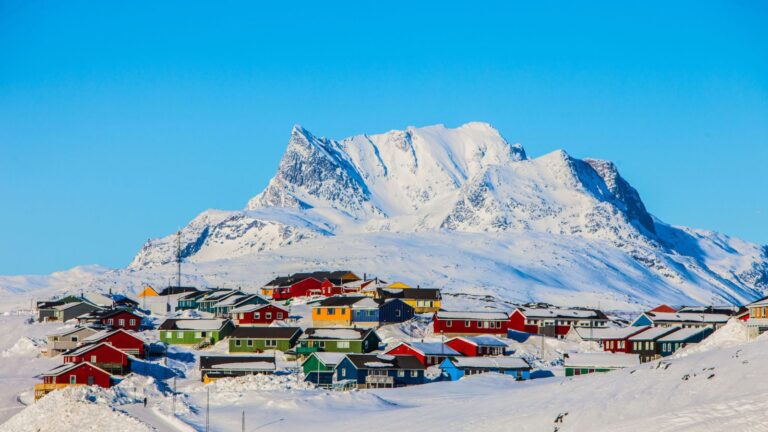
[176,230,182,292]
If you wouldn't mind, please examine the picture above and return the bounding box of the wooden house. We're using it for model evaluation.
[385,341,461,366]
[302,352,346,387]
[197,289,240,314]
[657,327,713,356]
[63,342,131,375]
[433,311,510,336]
[36,296,84,322]
[159,318,233,346]
[36,362,112,400]
[268,271,361,300]
[509,305,609,339]
[228,327,302,353]
[375,287,441,314]
[76,308,142,331]
[199,355,276,383]
[52,301,102,323]
[563,352,640,376]
[745,296,768,337]
[297,328,381,355]
[628,326,680,362]
[311,296,367,327]
[439,356,531,381]
[631,311,730,330]
[377,298,414,324]
[176,290,209,310]
[112,296,139,310]
[230,303,289,326]
[213,293,269,318]
[335,354,425,388]
[81,328,146,358]
[445,336,507,357]
[566,326,651,353]
[46,327,99,357]
[157,286,199,297]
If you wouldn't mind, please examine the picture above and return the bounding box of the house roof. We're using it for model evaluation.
[63,341,129,357]
[657,327,711,342]
[377,288,441,301]
[436,311,509,320]
[315,296,371,307]
[301,327,375,341]
[649,304,677,313]
[49,326,98,338]
[628,326,679,341]
[643,311,730,324]
[230,303,287,314]
[516,306,608,320]
[570,326,650,341]
[158,318,229,331]
[344,354,425,370]
[447,356,530,370]
[199,355,276,371]
[82,328,145,344]
[52,301,97,311]
[230,327,302,339]
[393,342,461,356]
[304,352,346,367]
[157,286,199,296]
[264,271,360,288]
[212,293,248,308]
[449,336,508,347]
[42,361,112,377]
[747,296,768,308]
[564,352,640,368]
[78,308,139,320]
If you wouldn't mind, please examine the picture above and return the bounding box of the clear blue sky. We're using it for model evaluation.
[1,1,766,275]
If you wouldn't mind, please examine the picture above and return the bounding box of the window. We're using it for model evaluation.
[411,370,418,377]
[87,376,94,385]
[235,339,241,347]
[195,332,201,338]
[426,356,433,364]
[177,331,183,338]
[445,320,452,327]
[107,319,114,325]
[254,312,260,320]
[70,376,76,384]
[397,370,405,377]
[328,308,335,315]
[90,355,97,363]
[238,313,244,320]
[165,331,172,339]
[266,312,272,320]
[341,368,346,377]
[337,341,350,349]
[118,319,125,326]
[318,341,326,349]
[266,339,276,347]
[277,313,283,320]
[247,340,253,347]
[395,310,401,317]
[129,319,136,326]
[465,321,470,327]
[71,336,78,342]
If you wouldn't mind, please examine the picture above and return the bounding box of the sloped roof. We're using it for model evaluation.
[345,354,425,370]
[570,326,650,341]
[564,353,640,368]
[49,326,98,338]
[199,355,275,371]
[394,342,460,356]
[264,271,359,288]
[316,296,370,307]
[230,303,287,314]
[82,328,145,344]
[301,327,375,341]
[448,356,530,370]
[306,352,346,367]
[628,326,679,341]
[377,288,441,300]
[157,286,199,296]
[230,327,302,339]
[516,306,608,320]
[450,336,508,347]
[657,327,711,342]
[159,319,228,331]
[436,311,509,320]
[63,341,129,357]
[42,361,112,377]
[644,311,730,324]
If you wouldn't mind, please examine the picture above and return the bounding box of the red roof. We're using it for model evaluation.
[649,304,677,313]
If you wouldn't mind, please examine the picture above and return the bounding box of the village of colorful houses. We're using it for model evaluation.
[31,270,768,402]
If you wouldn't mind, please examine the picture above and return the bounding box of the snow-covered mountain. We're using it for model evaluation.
[98,123,768,308]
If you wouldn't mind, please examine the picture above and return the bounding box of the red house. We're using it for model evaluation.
[433,311,510,336]
[508,305,609,339]
[445,336,507,357]
[77,309,142,331]
[385,341,462,366]
[268,271,361,300]
[63,342,131,374]
[230,303,290,326]
[272,277,324,300]
[649,304,677,313]
[82,328,146,358]
[36,362,112,400]
[601,327,651,353]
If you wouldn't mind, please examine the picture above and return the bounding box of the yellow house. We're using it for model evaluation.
[376,288,441,314]
[311,297,362,327]
[387,282,412,289]
[138,286,158,298]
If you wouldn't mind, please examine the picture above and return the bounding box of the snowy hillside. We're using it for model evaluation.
[1,123,765,310]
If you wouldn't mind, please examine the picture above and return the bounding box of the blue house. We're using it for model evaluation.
[377,298,414,324]
[657,327,713,356]
[439,356,531,381]
[335,354,425,388]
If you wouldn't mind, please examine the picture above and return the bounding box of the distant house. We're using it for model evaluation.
[657,327,713,356]
[197,290,240,314]
[267,271,361,300]
[36,296,84,322]
[563,352,640,377]
[52,301,102,323]
[628,326,680,362]
[157,286,199,297]
[375,287,441,314]
[36,362,112,400]
[312,296,369,327]
[158,319,233,346]
[433,311,510,336]
[445,336,507,357]
[439,356,531,381]
[297,328,381,355]
[566,326,651,353]
[63,342,131,375]
[385,341,461,366]
[199,355,276,383]
[230,303,290,326]
[509,305,609,339]
[377,298,414,324]
[76,308,143,331]
[649,304,677,313]
[631,311,730,330]
[112,296,139,310]
[336,354,425,388]
[228,327,302,353]
[302,352,346,387]
[81,328,146,358]
[212,293,267,317]
[745,296,768,337]
[176,291,209,310]
[46,327,99,357]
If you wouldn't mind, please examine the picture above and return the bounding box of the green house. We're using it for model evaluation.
[228,327,302,353]
[301,352,346,387]
[563,352,640,377]
[159,318,233,345]
[297,327,381,355]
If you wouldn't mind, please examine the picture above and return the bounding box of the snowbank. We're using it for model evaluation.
[0,337,43,358]
[672,319,750,358]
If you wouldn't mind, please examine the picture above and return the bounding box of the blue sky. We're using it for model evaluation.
[1,1,766,275]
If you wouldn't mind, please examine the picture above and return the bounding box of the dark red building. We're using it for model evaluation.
[77,309,142,331]
[39,362,112,395]
[508,305,609,339]
[445,336,507,357]
[385,341,462,366]
[63,342,131,374]
[230,303,290,326]
[432,311,510,336]
[83,328,146,358]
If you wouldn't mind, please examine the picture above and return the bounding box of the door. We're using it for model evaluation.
[87,376,94,385]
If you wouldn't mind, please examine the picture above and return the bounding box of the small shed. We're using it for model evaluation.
[439,356,531,381]
[563,352,640,377]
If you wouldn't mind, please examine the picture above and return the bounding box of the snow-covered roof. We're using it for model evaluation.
[747,297,768,308]
[210,361,275,371]
[350,297,380,309]
[312,352,346,366]
[570,326,649,341]
[518,307,606,320]
[49,326,97,338]
[452,336,508,347]
[160,319,227,331]
[564,353,640,368]
[302,328,369,340]
[628,326,678,341]
[436,311,509,320]
[400,342,460,356]
[230,303,283,314]
[449,356,530,370]
[212,294,246,307]
[64,342,128,357]
[657,327,710,342]
[645,312,730,323]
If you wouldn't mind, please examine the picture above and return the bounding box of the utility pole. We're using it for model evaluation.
[206,386,210,432]
[172,375,177,415]
[241,410,245,432]
[176,230,182,292]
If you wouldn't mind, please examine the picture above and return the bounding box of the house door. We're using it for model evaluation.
[87,376,94,385]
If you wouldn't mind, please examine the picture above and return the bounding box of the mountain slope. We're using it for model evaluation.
[119,123,766,308]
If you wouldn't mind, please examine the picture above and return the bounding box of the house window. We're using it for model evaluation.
[107,319,114,325]
[397,370,405,377]
[318,341,326,349]
[71,336,78,342]
[266,312,272,320]
[177,331,183,338]
[129,319,136,326]
[445,320,452,327]
[165,331,172,339]
[266,339,276,347]
[70,376,76,384]
[235,340,241,347]
[476,321,481,328]
[411,370,418,377]
[337,341,350,349]
[328,308,335,315]
[90,355,97,363]
[395,310,401,317]
[465,321,470,327]
[118,319,125,326]
[247,339,253,346]
[277,313,283,320]
[341,368,346,377]
[87,376,94,385]
[254,312,260,320]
